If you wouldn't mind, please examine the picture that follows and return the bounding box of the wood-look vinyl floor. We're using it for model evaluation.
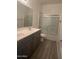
[29,40,58,59]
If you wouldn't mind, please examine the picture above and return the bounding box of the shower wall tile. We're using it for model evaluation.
[40,17,59,35]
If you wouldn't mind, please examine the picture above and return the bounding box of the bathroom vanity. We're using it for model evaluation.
[17,27,41,58]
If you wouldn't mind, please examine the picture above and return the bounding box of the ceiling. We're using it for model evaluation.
[40,0,62,4]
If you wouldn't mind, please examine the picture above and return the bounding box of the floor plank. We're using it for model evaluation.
[29,40,58,59]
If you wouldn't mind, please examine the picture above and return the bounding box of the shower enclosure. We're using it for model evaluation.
[40,15,60,41]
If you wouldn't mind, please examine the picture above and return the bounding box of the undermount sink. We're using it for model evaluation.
[17,27,40,41]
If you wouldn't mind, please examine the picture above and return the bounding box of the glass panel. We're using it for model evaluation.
[40,16,59,35]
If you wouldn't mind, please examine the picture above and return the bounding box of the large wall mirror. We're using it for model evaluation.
[17,1,33,28]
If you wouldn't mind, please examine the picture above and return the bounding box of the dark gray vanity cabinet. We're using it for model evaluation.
[17,30,41,58]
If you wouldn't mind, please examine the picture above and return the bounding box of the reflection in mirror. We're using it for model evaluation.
[17,1,33,28]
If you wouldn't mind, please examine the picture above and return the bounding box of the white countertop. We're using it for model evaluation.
[17,27,40,41]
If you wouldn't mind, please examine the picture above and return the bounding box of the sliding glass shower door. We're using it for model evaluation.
[40,16,60,40]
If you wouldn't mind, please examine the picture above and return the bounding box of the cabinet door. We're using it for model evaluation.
[17,37,33,56]
[17,40,24,55]
[32,31,41,52]
[24,37,33,55]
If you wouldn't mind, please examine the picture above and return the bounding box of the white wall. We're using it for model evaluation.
[32,4,40,28]
[26,0,41,28]
[41,4,62,16]
[31,0,40,28]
